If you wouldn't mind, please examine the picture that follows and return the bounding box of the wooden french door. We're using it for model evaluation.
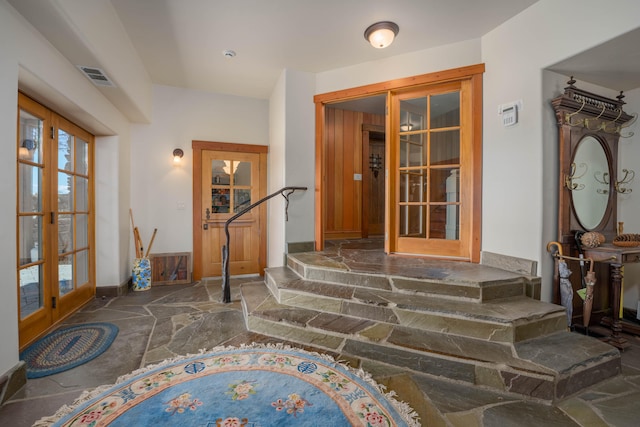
[17,93,95,349]
[389,79,480,260]
[193,142,268,279]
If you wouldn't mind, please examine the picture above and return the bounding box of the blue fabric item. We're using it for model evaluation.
[52,347,414,427]
[20,323,119,379]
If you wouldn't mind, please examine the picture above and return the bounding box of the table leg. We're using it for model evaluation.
[604,263,630,349]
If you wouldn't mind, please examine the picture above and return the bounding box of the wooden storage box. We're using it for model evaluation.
[149,252,191,285]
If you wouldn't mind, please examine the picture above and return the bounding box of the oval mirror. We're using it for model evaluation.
[571,136,609,230]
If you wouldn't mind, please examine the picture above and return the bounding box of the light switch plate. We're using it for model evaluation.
[354,173,362,181]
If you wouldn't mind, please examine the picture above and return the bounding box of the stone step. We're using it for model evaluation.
[287,252,534,302]
[265,266,568,344]
[240,281,621,402]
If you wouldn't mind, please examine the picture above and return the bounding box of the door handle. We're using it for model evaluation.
[203,223,208,230]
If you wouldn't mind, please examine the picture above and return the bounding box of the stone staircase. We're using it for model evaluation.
[240,251,621,403]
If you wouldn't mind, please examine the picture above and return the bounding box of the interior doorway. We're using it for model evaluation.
[322,96,387,242]
[315,64,484,261]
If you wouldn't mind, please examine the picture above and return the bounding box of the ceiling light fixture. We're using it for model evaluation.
[364,21,399,49]
[222,49,236,58]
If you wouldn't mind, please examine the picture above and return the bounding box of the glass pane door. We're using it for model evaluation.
[57,129,91,296]
[391,79,477,260]
[398,91,460,240]
[18,93,95,349]
[53,116,94,322]
[18,109,46,319]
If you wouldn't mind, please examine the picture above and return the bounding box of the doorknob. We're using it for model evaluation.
[205,208,211,220]
[203,223,208,230]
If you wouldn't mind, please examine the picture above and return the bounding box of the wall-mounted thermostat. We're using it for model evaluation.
[498,100,522,127]
[500,103,518,127]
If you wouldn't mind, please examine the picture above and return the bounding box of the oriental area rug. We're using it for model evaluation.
[20,323,119,379]
[34,345,419,427]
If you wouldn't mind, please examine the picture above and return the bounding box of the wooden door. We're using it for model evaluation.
[193,142,267,279]
[18,93,95,349]
[389,79,480,260]
[362,128,385,238]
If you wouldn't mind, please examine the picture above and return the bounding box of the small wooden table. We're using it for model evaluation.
[584,244,640,350]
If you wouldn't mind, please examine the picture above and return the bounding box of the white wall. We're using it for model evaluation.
[284,70,316,245]
[268,68,316,268]
[129,85,269,265]
[0,1,20,380]
[0,0,131,377]
[268,72,286,267]
[482,0,640,301]
[316,38,481,94]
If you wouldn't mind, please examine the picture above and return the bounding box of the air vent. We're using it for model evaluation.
[76,65,116,87]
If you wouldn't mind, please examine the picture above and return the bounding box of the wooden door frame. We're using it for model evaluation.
[314,64,484,261]
[192,141,268,280]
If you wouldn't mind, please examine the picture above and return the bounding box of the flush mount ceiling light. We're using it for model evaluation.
[364,21,399,49]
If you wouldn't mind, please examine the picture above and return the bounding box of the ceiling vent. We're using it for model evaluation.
[76,66,116,87]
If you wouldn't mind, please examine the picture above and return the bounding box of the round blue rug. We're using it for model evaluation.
[20,323,119,379]
[35,345,419,426]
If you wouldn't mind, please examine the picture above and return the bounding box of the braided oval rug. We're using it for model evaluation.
[20,323,119,379]
[35,344,420,427]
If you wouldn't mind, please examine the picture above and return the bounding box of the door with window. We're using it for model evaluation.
[17,93,95,349]
[193,142,268,279]
[390,78,480,260]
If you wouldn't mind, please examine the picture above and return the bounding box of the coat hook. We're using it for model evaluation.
[565,98,586,126]
[614,169,635,194]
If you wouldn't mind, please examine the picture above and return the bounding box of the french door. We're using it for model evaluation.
[389,79,480,260]
[17,93,95,349]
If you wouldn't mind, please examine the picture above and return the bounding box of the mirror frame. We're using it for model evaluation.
[569,134,612,231]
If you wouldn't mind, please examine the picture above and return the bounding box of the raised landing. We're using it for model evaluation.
[241,241,621,402]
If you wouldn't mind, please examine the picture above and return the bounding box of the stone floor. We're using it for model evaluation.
[2,277,640,425]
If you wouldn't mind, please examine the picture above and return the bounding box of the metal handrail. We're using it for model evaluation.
[221,186,307,303]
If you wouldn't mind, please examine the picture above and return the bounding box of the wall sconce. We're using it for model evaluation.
[173,148,184,164]
[369,153,382,178]
[364,21,399,49]
[19,139,36,160]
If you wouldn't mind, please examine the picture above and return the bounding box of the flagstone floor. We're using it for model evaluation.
[1,277,640,426]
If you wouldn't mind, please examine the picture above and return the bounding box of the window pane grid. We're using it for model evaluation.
[398,90,461,241]
[210,159,252,215]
